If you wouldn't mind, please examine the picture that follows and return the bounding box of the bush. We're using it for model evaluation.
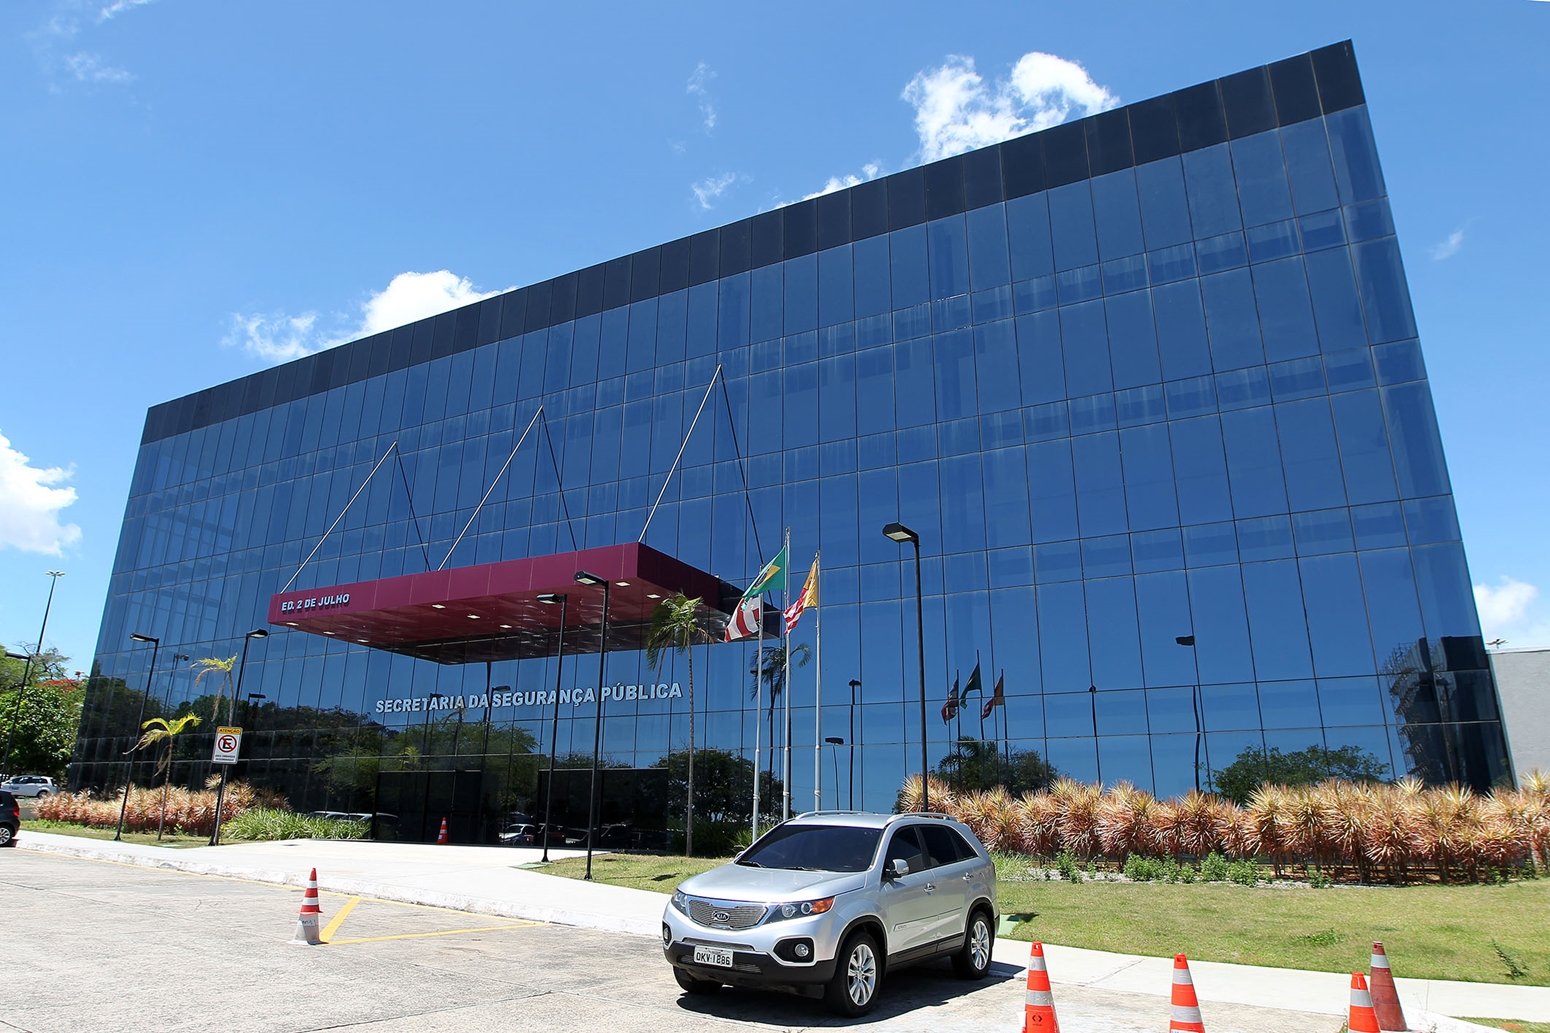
[1200,851,1230,882]
[1228,857,1262,886]
[1054,849,1082,883]
[222,808,367,842]
[1123,854,1160,882]
[35,781,285,837]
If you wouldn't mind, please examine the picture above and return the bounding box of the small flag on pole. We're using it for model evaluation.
[725,596,762,642]
[962,661,983,702]
[783,557,819,634]
[726,546,787,642]
[940,675,961,723]
[981,670,1005,720]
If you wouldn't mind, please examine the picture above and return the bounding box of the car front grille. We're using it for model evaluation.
[687,899,766,930]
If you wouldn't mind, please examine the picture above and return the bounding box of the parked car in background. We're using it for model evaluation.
[0,775,55,798]
[1,790,20,846]
[498,823,537,845]
[663,811,998,1016]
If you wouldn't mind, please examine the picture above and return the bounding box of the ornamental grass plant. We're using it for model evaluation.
[36,780,285,838]
[906,769,1550,885]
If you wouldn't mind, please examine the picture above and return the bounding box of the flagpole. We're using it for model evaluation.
[752,620,762,841]
[782,527,792,820]
[812,552,822,813]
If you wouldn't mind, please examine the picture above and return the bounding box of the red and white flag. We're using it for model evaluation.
[783,557,820,635]
[725,595,762,642]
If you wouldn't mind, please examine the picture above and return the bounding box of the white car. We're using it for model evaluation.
[1,775,56,798]
[662,811,998,1016]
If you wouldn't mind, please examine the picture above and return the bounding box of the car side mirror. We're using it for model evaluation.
[884,858,910,880]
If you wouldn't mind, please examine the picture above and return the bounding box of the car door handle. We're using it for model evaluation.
[924,882,936,894]
[962,872,973,881]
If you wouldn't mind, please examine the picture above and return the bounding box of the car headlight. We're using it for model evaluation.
[670,889,690,915]
[767,897,834,922]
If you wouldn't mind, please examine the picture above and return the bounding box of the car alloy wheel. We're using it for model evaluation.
[954,910,994,979]
[826,932,881,1016]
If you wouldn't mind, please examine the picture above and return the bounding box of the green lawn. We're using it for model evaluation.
[544,853,1549,986]
[1460,1022,1550,1033]
[25,819,211,848]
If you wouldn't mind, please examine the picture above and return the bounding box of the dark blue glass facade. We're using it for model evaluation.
[74,42,1511,841]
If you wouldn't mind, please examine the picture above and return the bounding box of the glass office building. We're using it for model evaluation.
[73,42,1512,843]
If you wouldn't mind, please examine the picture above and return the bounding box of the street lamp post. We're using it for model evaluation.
[210,629,268,846]
[421,689,446,839]
[574,570,611,881]
[824,737,844,806]
[244,692,268,780]
[847,678,861,810]
[2,570,64,773]
[1176,635,1202,793]
[116,633,160,841]
[883,522,929,813]
[1088,684,1103,787]
[536,592,569,863]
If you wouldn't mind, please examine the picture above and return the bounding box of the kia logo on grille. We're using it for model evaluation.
[712,910,730,923]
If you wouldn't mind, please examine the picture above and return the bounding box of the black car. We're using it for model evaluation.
[0,790,18,847]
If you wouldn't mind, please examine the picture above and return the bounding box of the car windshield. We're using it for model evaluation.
[737,823,882,873]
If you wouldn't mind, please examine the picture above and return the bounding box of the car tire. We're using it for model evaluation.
[952,908,994,979]
[0,825,14,847]
[34,790,49,799]
[673,968,721,995]
[825,930,882,1017]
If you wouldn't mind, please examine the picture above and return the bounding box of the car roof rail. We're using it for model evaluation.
[796,809,873,817]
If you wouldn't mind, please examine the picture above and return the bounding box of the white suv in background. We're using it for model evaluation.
[0,775,56,798]
[662,811,998,1016]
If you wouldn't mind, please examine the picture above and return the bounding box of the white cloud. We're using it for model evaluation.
[1430,228,1465,261]
[0,431,82,557]
[98,0,155,21]
[1475,576,1550,648]
[691,172,738,210]
[803,162,883,201]
[902,52,1117,163]
[687,61,718,133]
[63,51,132,83]
[224,270,504,364]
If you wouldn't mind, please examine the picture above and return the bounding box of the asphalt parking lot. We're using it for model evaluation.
[4,850,1333,1032]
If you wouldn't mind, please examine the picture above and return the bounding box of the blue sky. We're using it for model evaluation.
[2,1,1547,671]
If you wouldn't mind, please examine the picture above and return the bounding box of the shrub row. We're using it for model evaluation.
[38,781,285,838]
[901,770,1550,884]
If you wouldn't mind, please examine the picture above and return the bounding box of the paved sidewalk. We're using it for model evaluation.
[18,831,1548,1024]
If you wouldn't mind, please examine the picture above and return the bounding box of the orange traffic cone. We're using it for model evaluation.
[1368,943,1409,1032]
[1348,972,1381,1033]
[1169,953,1206,1033]
[290,867,323,945]
[436,817,449,844]
[1022,940,1060,1032]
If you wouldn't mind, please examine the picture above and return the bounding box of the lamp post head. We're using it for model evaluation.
[1175,635,1196,647]
[5,651,29,661]
[130,633,159,645]
[825,736,845,745]
[848,678,861,690]
[573,571,606,588]
[536,592,566,605]
[882,522,918,545]
[247,628,269,640]
[46,570,64,579]
[246,692,268,701]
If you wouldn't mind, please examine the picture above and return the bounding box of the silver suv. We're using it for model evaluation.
[0,775,55,798]
[661,811,997,1016]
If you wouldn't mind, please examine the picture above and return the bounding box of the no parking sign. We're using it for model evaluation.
[211,726,243,766]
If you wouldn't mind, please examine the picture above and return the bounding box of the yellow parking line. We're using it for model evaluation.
[319,895,362,942]
[327,920,542,946]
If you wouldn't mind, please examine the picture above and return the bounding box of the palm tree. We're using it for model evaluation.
[191,655,238,724]
[646,594,713,856]
[133,713,202,840]
[748,643,811,805]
